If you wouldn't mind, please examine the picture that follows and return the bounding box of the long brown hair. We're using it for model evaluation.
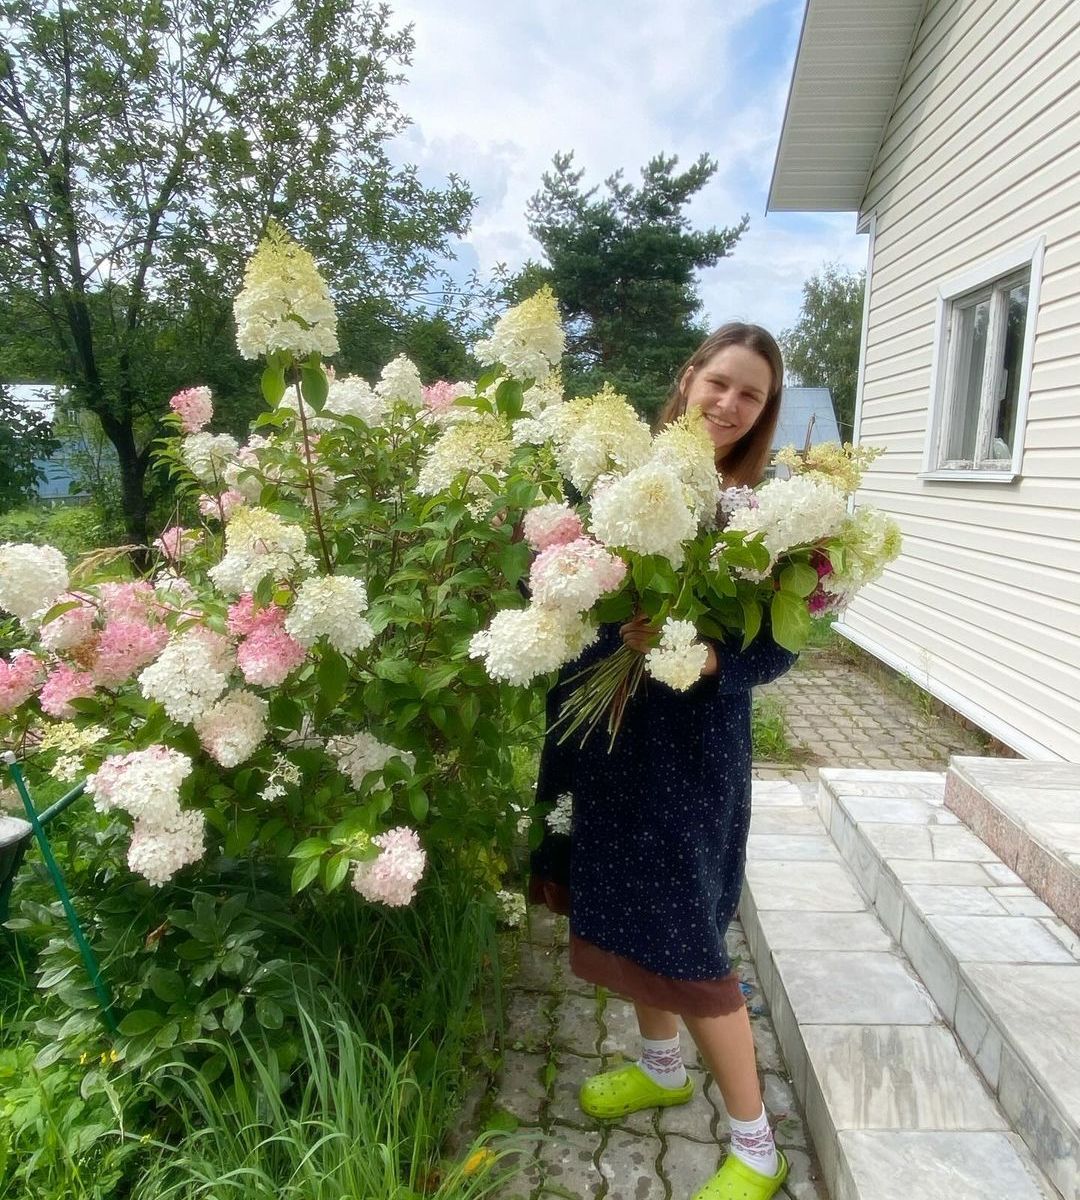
[654,324,784,487]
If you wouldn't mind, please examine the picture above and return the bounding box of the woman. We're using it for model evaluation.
[529,324,796,1200]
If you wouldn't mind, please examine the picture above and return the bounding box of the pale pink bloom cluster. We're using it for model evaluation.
[326,731,415,788]
[351,826,426,907]
[153,525,199,562]
[0,651,44,715]
[92,619,169,687]
[521,502,584,552]
[39,664,97,718]
[88,746,203,886]
[228,596,306,687]
[194,689,268,767]
[97,581,158,623]
[169,386,213,434]
[38,594,97,653]
[198,489,247,522]
[421,380,470,414]
[528,538,626,613]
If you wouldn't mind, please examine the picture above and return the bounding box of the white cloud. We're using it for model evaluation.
[387,0,866,334]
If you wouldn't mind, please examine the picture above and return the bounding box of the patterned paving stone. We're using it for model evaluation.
[597,1128,661,1199]
[551,991,602,1056]
[498,1050,549,1124]
[660,1134,724,1199]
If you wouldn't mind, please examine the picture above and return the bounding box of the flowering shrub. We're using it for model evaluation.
[0,226,566,1070]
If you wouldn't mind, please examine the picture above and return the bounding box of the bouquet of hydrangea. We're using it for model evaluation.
[441,354,902,744]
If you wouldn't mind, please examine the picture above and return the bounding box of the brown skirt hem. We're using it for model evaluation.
[528,876,745,1018]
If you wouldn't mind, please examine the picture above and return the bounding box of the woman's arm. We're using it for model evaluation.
[701,620,798,695]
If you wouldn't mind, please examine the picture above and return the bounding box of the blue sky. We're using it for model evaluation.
[386,0,867,337]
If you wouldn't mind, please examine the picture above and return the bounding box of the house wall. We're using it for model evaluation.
[839,0,1080,760]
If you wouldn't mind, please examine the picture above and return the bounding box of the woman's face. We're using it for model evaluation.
[681,344,773,455]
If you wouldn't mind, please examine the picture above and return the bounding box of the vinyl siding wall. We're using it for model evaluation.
[840,0,1080,760]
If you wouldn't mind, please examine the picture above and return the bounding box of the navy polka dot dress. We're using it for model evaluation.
[529,622,797,1016]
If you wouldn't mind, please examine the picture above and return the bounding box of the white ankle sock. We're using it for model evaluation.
[637,1033,687,1089]
[729,1104,778,1177]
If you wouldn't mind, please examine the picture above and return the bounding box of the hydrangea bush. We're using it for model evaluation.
[0,227,566,1068]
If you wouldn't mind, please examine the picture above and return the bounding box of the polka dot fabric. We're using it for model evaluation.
[530,621,797,1008]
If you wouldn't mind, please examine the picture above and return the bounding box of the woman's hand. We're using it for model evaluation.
[619,612,659,654]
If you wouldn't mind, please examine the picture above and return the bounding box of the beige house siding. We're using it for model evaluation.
[838,0,1080,760]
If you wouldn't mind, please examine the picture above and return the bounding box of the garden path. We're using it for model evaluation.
[492,644,1007,1200]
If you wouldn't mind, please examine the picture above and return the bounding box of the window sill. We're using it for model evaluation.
[918,469,1019,483]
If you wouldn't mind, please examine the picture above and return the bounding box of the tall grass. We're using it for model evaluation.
[139,992,522,1200]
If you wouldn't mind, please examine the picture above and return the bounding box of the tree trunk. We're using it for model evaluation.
[98,412,149,552]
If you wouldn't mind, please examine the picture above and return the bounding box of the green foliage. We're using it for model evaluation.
[0,386,59,512]
[0,0,475,543]
[0,502,122,560]
[504,152,748,415]
[779,265,866,440]
[751,695,791,763]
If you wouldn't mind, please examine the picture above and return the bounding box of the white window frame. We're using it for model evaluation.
[921,237,1044,482]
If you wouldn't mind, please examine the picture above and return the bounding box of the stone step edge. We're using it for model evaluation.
[944,757,1080,936]
[740,783,1058,1200]
[817,772,1078,1200]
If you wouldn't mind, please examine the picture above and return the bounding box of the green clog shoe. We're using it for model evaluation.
[578,1063,694,1119]
[691,1149,789,1200]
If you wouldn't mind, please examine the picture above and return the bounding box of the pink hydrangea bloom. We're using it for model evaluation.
[198,489,246,522]
[226,595,287,637]
[97,581,158,623]
[352,826,426,907]
[169,386,213,434]
[421,380,470,414]
[0,651,44,715]
[38,594,98,653]
[528,538,626,613]
[92,619,169,687]
[39,664,97,718]
[237,624,307,686]
[522,502,584,552]
[153,525,198,562]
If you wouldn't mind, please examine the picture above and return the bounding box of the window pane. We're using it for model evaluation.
[987,281,1029,462]
[946,298,989,463]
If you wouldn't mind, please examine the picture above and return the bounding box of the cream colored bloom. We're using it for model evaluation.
[545,385,653,494]
[475,287,565,382]
[233,224,338,362]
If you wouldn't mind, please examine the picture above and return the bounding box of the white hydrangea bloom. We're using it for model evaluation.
[127,808,205,887]
[138,631,232,724]
[822,507,903,608]
[645,618,709,691]
[233,226,338,361]
[194,689,269,768]
[326,732,415,788]
[545,386,653,494]
[284,576,374,654]
[724,475,849,566]
[545,792,573,836]
[324,375,388,427]
[0,542,69,622]
[416,413,515,497]
[223,436,270,502]
[475,287,565,382]
[181,432,241,486]
[87,746,194,826]
[588,462,697,567]
[375,354,424,409]
[649,414,722,526]
[469,605,597,686]
[208,507,317,596]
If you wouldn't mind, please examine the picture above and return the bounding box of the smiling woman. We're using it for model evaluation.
[653,323,785,487]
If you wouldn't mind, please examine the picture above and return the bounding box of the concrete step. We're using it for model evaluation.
[740,777,1061,1200]
[944,756,1080,935]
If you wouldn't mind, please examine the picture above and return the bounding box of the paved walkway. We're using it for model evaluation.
[492,644,1010,1200]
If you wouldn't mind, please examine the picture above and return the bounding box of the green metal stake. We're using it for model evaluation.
[2,752,119,1033]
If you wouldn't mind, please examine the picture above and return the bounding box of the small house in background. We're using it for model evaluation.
[774,385,840,452]
[768,0,1080,761]
[8,384,111,503]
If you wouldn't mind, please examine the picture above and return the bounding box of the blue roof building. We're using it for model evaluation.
[773,386,840,452]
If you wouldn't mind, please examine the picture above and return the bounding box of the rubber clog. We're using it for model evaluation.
[578,1062,694,1119]
[691,1149,789,1200]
